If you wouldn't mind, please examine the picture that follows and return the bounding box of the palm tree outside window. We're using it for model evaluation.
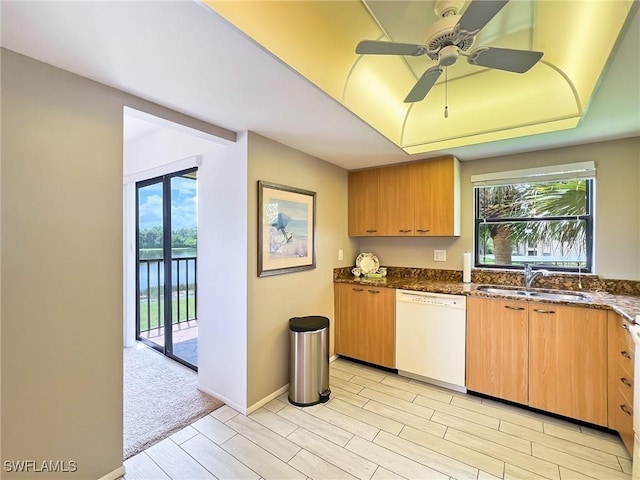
[474,174,594,273]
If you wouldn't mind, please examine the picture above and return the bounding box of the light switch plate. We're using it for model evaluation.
[338,249,344,261]
[434,249,447,261]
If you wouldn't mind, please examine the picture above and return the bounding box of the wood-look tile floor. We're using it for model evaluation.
[123,358,632,480]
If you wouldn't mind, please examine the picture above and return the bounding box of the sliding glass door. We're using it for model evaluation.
[136,168,198,369]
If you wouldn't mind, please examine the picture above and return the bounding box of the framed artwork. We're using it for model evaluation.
[258,181,316,277]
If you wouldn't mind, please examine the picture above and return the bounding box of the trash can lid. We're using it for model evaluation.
[289,316,329,332]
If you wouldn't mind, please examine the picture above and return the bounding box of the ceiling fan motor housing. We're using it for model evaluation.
[424,14,474,60]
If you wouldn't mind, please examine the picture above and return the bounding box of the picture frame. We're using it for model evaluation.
[258,181,316,277]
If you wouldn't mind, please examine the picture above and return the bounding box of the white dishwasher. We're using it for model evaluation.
[396,290,466,391]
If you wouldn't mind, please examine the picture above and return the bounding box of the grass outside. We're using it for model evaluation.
[139,295,196,331]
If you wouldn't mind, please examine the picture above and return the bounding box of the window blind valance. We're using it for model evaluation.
[470,161,596,187]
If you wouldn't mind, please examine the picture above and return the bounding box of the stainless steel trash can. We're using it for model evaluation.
[288,316,330,407]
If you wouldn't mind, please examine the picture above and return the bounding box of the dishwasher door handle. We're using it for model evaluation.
[399,292,436,299]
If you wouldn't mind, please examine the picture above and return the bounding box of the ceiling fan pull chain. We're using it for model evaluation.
[444,66,449,118]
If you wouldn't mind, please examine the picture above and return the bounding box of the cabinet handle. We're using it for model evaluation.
[622,323,630,330]
[532,309,555,314]
[398,229,412,233]
[504,305,525,311]
[368,290,380,294]
[352,288,364,292]
[621,377,632,387]
[620,404,632,416]
[365,229,378,233]
[621,350,632,360]
[416,229,430,233]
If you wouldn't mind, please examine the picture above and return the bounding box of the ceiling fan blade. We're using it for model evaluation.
[456,0,509,36]
[356,40,426,56]
[468,47,543,73]
[404,66,443,103]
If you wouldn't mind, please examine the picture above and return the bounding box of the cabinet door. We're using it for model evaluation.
[362,286,395,368]
[413,157,459,236]
[607,312,634,453]
[334,283,395,368]
[378,164,414,236]
[466,297,528,404]
[529,304,607,425]
[348,169,379,236]
[334,283,368,360]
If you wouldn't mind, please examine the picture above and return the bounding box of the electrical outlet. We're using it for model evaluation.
[434,249,447,261]
[338,249,344,261]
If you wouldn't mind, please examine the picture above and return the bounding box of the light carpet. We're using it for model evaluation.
[123,344,224,459]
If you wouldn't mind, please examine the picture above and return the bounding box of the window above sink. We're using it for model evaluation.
[472,162,595,273]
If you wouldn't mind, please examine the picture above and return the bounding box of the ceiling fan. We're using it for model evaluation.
[356,0,544,103]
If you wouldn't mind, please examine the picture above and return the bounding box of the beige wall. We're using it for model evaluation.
[0,50,237,477]
[359,137,640,281]
[1,50,124,478]
[247,133,357,407]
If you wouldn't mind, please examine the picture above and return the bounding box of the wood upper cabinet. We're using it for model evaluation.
[348,169,379,236]
[607,311,635,453]
[528,303,607,426]
[348,156,460,237]
[466,297,529,404]
[412,157,460,236]
[378,163,414,236]
[334,283,395,368]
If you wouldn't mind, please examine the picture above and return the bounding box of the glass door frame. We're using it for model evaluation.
[135,167,198,371]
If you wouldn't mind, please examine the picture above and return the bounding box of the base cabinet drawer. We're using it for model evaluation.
[608,312,635,453]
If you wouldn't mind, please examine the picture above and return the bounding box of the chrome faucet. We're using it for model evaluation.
[524,264,549,288]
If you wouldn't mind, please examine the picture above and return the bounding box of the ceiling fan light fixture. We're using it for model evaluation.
[439,45,459,66]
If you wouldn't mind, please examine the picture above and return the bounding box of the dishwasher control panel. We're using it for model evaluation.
[396,290,465,309]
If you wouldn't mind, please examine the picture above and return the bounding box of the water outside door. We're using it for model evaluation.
[135,168,198,369]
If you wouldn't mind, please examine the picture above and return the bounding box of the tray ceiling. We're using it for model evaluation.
[205,0,637,155]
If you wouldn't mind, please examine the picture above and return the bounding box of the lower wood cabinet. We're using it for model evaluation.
[334,283,395,368]
[528,304,607,426]
[467,297,608,426]
[466,297,528,404]
[607,311,635,453]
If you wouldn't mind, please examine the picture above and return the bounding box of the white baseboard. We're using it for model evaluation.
[98,465,125,480]
[198,384,248,415]
[198,361,335,417]
[196,383,290,416]
[246,384,289,415]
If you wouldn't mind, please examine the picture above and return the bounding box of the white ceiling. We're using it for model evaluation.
[1,1,638,170]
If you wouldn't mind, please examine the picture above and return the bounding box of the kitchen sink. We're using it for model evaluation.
[475,285,591,302]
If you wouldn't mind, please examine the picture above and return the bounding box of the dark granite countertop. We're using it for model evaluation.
[334,274,640,323]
